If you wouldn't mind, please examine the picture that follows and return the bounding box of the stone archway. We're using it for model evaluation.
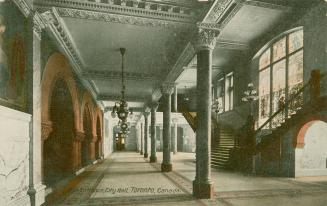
[43,78,75,187]
[295,120,327,177]
[82,105,94,166]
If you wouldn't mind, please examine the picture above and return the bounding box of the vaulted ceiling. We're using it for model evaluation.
[32,0,316,125]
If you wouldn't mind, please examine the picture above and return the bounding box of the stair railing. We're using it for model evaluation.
[179,104,196,131]
[255,69,322,136]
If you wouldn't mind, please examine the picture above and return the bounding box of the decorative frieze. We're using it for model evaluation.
[34,0,199,24]
[12,0,31,18]
[55,7,193,29]
[204,0,232,22]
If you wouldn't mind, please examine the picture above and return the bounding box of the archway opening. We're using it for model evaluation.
[43,79,74,187]
[95,116,101,159]
[82,105,93,166]
[295,120,327,177]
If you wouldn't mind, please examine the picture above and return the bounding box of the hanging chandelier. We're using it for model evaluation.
[111,48,133,134]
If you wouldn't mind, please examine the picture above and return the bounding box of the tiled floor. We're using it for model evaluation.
[47,152,327,206]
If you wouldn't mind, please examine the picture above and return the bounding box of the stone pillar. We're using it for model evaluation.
[150,102,159,163]
[143,112,150,158]
[161,83,174,172]
[191,25,218,199]
[74,130,85,170]
[27,14,46,206]
[140,122,144,155]
[173,85,178,112]
[172,118,178,154]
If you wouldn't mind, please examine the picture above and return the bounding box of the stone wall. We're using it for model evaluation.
[0,106,31,205]
[295,121,327,177]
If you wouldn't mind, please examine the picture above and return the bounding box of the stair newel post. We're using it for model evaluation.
[310,69,321,103]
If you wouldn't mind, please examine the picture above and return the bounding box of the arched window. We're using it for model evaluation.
[258,28,303,127]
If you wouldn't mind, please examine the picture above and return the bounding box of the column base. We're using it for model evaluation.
[150,156,157,163]
[161,163,172,172]
[193,181,214,199]
[144,153,148,158]
[28,183,46,206]
[140,151,143,155]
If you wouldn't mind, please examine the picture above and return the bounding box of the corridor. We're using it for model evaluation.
[46,152,327,206]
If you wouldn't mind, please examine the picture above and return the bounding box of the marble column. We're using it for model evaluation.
[140,122,144,155]
[173,85,178,112]
[27,14,46,206]
[150,103,159,163]
[143,112,150,158]
[192,26,218,199]
[172,118,178,154]
[161,83,174,172]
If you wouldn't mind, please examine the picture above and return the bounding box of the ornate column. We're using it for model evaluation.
[173,85,178,112]
[172,118,178,154]
[150,102,159,163]
[140,122,144,155]
[161,83,174,172]
[143,112,150,158]
[191,24,219,199]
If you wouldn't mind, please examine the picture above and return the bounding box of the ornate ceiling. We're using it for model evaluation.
[12,0,314,125]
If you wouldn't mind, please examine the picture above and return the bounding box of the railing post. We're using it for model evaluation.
[310,69,321,102]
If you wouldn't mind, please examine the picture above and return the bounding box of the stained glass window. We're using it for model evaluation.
[273,37,286,62]
[289,30,303,53]
[257,29,303,128]
[288,50,303,114]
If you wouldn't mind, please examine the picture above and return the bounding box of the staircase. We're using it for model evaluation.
[179,104,237,170]
[211,126,237,169]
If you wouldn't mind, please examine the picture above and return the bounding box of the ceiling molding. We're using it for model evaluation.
[216,39,249,50]
[243,0,291,12]
[151,43,195,102]
[82,70,159,81]
[34,0,200,27]
[203,0,233,23]
[12,0,31,18]
[98,94,149,102]
[41,8,98,101]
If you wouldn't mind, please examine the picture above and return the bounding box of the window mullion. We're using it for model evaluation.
[269,47,273,129]
[285,35,290,119]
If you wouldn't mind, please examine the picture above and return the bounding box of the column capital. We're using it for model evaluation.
[143,111,150,118]
[74,130,85,141]
[161,83,175,95]
[149,102,159,111]
[191,22,220,52]
[30,12,45,40]
[41,121,53,141]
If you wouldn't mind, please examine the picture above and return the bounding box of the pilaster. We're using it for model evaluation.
[27,12,46,206]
